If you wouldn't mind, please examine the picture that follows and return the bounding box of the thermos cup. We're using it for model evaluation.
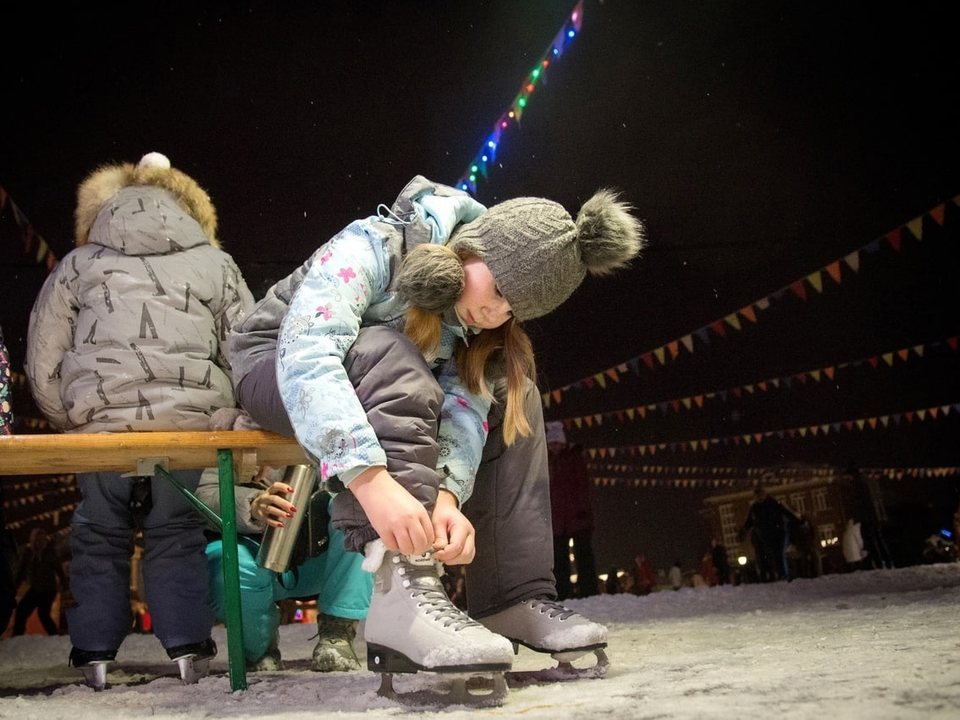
[256,464,317,573]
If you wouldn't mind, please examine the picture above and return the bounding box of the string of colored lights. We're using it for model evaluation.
[454,1,584,195]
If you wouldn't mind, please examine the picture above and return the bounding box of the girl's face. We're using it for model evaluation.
[455,256,513,330]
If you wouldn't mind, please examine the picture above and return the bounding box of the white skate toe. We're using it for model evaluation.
[478,598,608,657]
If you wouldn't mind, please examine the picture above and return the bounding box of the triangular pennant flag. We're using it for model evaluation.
[844,250,860,273]
[884,229,902,251]
[905,216,923,240]
[789,279,808,301]
[709,320,727,337]
[806,271,823,294]
[929,204,945,226]
[825,261,842,284]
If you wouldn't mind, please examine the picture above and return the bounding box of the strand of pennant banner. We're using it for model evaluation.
[579,399,960,460]
[586,465,960,489]
[555,334,958,432]
[0,184,60,270]
[3,475,79,533]
[455,1,584,194]
[542,192,960,408]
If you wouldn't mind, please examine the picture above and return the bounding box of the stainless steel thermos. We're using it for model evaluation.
[256,464,318,573]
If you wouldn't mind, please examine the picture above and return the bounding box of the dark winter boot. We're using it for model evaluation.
[311,614,360,672]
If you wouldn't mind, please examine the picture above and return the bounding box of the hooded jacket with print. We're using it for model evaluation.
[26,160,254,433]
[226,176,492,504]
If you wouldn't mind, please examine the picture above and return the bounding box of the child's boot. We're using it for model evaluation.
[311,614,360,672]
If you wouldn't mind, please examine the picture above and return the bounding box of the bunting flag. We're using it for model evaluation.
[546,335,958,431]
[542,193,960,405]
[0,184,60,270]
[454,2,584,194]
[576,400,959,460]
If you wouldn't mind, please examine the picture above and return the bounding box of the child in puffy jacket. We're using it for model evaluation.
[25,152,254,687]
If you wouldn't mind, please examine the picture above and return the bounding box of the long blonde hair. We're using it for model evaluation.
[403,281,537,446]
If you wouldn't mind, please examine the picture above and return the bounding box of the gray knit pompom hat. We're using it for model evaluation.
[446,189,646,321]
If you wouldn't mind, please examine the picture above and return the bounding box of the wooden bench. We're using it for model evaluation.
[0,430,308,691]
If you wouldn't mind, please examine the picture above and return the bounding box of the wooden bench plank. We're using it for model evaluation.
[0,430,307,476]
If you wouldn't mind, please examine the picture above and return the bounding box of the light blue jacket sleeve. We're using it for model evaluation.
[277,219,391,484]
[435,359,492,505]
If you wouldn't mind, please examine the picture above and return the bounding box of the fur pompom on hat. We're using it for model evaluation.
[74,152,220,248]
[394,244,465,313]
[448,189,646,321]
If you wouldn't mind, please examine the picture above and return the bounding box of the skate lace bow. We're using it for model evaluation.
[398,557,480,631]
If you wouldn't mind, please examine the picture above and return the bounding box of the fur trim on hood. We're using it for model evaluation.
[74,152,220,248]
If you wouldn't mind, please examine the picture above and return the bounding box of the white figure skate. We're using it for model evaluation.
[364,543,513,706]
[478,598,610,684]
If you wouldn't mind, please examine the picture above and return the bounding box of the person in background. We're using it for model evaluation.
[738,485,800,582]
[792,515,822,579]
[0,325,17,634]
[195,465,372,672]
[604,567,620,595]
[633,553,657,595]
[13,527,66,635]
[846,463,894,569]
[223,174,645,680]
[546,420,598,599]
[699,552,718,587]
[710,537,731,586]
[24,152,255,686]
[668,560,683,590]
[842,517,868,571]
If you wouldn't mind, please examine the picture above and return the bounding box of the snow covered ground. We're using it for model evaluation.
[1,563,958,719]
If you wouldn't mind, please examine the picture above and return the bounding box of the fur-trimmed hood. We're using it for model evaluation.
[74,152,220,249]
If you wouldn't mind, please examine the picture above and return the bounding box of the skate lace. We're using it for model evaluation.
[398,560,481,631]
[526,598,578,621]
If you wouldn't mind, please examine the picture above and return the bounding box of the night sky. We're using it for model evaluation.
[3,1,958,572]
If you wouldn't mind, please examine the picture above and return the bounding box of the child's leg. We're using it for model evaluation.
[330,326,445,552]
[67,471,137,652]
[462,378,556,617]
[314,519,373,620]
[235,326,444,553]
[141,468,214,650]
[206,536,280,663]
[235,354,295,435]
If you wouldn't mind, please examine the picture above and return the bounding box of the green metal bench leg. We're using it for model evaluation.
[154,455,247,691]
[218,449,247,691]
